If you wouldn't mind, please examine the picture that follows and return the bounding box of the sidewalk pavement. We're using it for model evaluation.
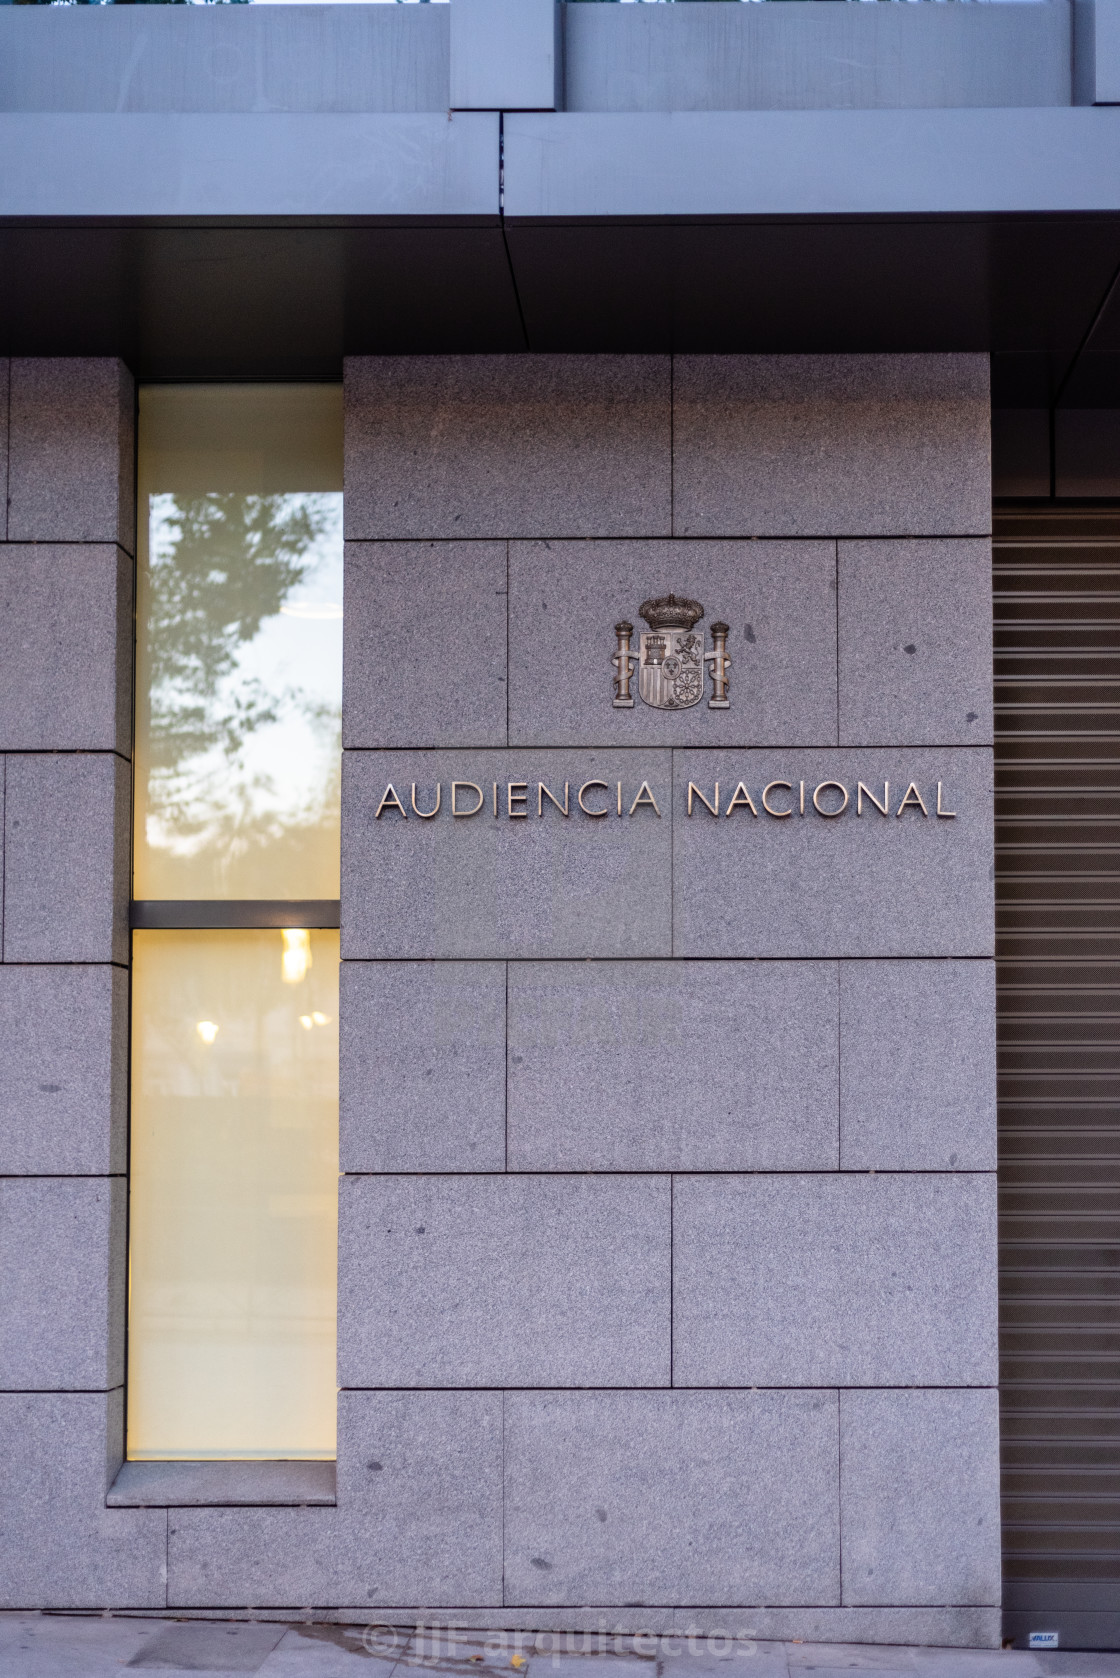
[3,1619,1120,1678]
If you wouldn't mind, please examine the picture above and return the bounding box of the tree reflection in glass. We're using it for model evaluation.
[134,387,343,901]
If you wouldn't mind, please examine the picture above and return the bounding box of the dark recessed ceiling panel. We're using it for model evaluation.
[504,215,1120,361]
[0,221,526,377]
[2,212,1120,380]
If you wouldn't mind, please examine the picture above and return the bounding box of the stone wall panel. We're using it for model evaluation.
[341,960,506,1172]
[338,1173,671,1388]
[8,359,135,552]
[508,959,838,1171]
[0,543,133,754]
[672,354,990,538]
[0,1392,166,1609]
[837,537,993,746]
[2,752,130,964]
[168,1391,503,1608]
[0,965,127,1176]
[0,1176,125,1390]
[840,1388,1002,1606]
[345,540,508,748]
[672,1172,998,1387]
[344,355,671,540]
[840,958,997,1171]
[504,1389,840,1607]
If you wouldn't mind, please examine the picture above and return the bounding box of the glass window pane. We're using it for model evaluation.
[127,929,339,1460]
[134,385,343,901]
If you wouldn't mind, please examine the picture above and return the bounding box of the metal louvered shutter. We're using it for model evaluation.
[996,510,1120,1651]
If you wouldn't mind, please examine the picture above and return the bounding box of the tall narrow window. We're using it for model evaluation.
[128,386,342,1461]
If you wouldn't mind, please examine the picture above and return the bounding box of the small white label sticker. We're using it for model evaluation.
[1029,1632,1060,1650]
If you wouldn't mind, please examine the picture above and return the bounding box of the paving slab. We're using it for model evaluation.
[0,1614,167,1678]
[266,1625,404,1676]
[786,1652,916,1672]
[2,1620,1119,1678]
[914,1655,1043,1678]
[127,1619,287,1670]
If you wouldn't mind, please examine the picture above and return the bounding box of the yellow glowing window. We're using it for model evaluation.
[127,386,342,1462]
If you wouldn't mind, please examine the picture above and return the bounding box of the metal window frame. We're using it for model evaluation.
[130,900,340,930]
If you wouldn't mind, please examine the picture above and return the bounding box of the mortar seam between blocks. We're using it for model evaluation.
[345,533,994,544]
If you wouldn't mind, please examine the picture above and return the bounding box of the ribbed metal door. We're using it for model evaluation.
[996,510,1120,1651]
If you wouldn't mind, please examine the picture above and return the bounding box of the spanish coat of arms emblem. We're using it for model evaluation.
[611,594,731,711]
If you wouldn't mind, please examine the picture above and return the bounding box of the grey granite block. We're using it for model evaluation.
[0,964,126,1174]
[508,960,838,1171]
[838,539,993,746]
[344,356,671,540]
[334,1389,503,1601]
[108,1459,336,1507]
[673,1172,998,1386]
[672,355,990,539]
[343,749,672,959]
[168,1390,502,1607]
[507,539,836,747]
[0,543,132,754]
[338,1174,670,1387]
[0,1391,166,1609]
[341,961,506,1172]
[8,359,135,551]
[673,748,993,958]
[3,752,130,964]
[344,541,508,748]
[169,1506,339,1610]
[0,1176,125,1390]
[504,1389,839,1606]
[840,959,996,1171]
[840,1389,1001,1607]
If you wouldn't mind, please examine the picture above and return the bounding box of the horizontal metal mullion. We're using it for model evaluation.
[130,900,341,931]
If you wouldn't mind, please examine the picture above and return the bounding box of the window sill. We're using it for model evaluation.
[107,1459,336,1508]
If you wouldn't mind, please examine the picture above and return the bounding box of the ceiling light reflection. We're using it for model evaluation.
[281,929,312,984]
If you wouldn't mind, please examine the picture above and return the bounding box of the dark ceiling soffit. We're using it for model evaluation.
[3,211,1120,382]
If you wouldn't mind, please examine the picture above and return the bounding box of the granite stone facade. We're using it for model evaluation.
[0,352,999,1645]
[0,357,164,1610]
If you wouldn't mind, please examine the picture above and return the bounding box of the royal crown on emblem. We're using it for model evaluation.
[639,593,705,633]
